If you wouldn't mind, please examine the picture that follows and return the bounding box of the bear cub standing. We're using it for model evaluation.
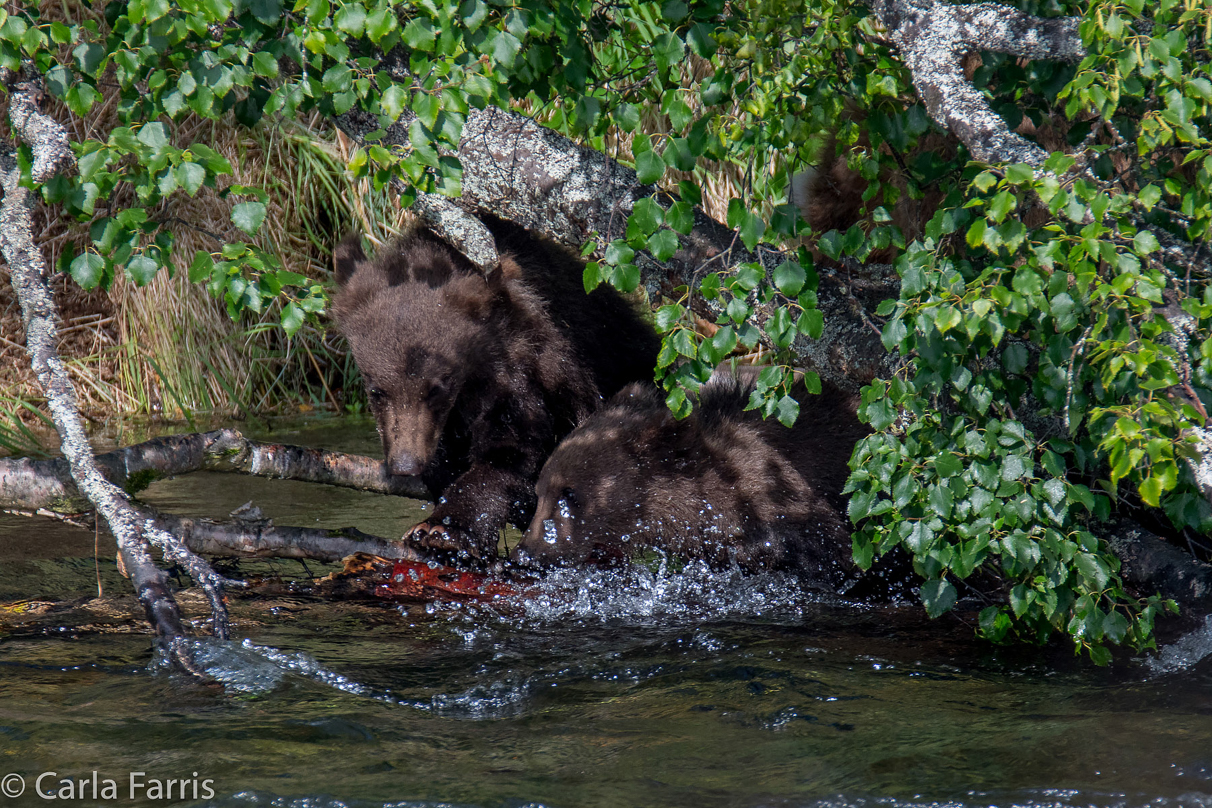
[513,372,872,590]
[332,216,660,562]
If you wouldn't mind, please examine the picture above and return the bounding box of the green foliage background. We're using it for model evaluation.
[3,0,1210,660]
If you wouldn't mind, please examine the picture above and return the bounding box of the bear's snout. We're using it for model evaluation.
[388,449,425,477]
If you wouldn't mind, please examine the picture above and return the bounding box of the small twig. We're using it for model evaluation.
[1063,324,1094,434]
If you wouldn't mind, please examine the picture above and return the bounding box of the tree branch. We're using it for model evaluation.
[867,0,1085,166]
[0,72,228,672]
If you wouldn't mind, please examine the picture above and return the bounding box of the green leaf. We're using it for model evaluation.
[188,251,214,284]
[666,201,694,235]
[231,201,267,235]
[616,103,640,133]
[381,85,408,120]
[367,4,398,42]
[1075,553,1110,590]
[775,395,800,427]
[403,17,436,50]
[604,240,634,266]
[70,253,106,290]
[635,150,665,185]
[125,255,159,287]
[972,171,997,193]
[661,0,688,21]
[934,452,963,478]
[773,261,806,297]
[490,30,521,66]
[628,197,664,237]
[739,211,765,252]
[249,0,282,23]
[334,3,367,35]
[582,261,601,293]
[797,309,823,339]
[615,263,640,292]
[921,579,958,618]
[252,52,279,79]
[137,122,169,150]
[177,162,206,196]
[686,22,717,58]
[652,32,685,73]
[1133,230,1160,255]
[1139,476,1163,507]
[281,301,304,337]
[654,304,684,332]
[73,42,105,76]
[1005,164,1034,184]
[323,64,353,94]
[648,229,679,263]
[412,92,440,129]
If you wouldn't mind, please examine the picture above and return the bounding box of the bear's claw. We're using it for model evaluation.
[404,521,482,559]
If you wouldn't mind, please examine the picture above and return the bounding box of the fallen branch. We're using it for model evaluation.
[7,423,1212,611]
[0,428,426,515]
[157,512,424,563]
[0,70,228,672]
[5,502,427,565]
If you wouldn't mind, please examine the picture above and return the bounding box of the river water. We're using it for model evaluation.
[1,417,1211,808]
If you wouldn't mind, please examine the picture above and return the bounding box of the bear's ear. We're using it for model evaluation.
[444,273,498,322]
[333,234,367,287]
[495,256,524,282]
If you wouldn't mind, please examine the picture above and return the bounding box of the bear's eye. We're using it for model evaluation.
[367,387,387,401]
[424,384,449,405]
[560,488,578,508]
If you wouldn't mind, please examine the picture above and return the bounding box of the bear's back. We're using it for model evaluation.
[484,216,660,400]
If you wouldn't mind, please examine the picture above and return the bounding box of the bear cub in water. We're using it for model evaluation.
[332,216,659,562]
[512,372,875,591]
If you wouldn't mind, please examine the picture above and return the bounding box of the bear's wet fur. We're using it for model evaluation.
[513,371,877,591]
[332,215,660,562]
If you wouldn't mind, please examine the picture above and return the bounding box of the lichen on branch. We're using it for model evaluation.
[868,0,1085,166]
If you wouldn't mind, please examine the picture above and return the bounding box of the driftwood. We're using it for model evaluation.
[0,428,426,515]
[0,430,435,562]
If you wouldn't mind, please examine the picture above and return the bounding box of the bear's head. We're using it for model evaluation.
[331,231,511,478]
[512,385,666,567]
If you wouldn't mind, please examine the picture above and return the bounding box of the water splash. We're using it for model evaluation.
[512,557,817,624]
[184,638,286,695]
[183,638,411,705]
[1147,614,1212,674]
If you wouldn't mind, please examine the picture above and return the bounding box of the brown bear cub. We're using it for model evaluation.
[512,372,873,591]
[332,216,660,563]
